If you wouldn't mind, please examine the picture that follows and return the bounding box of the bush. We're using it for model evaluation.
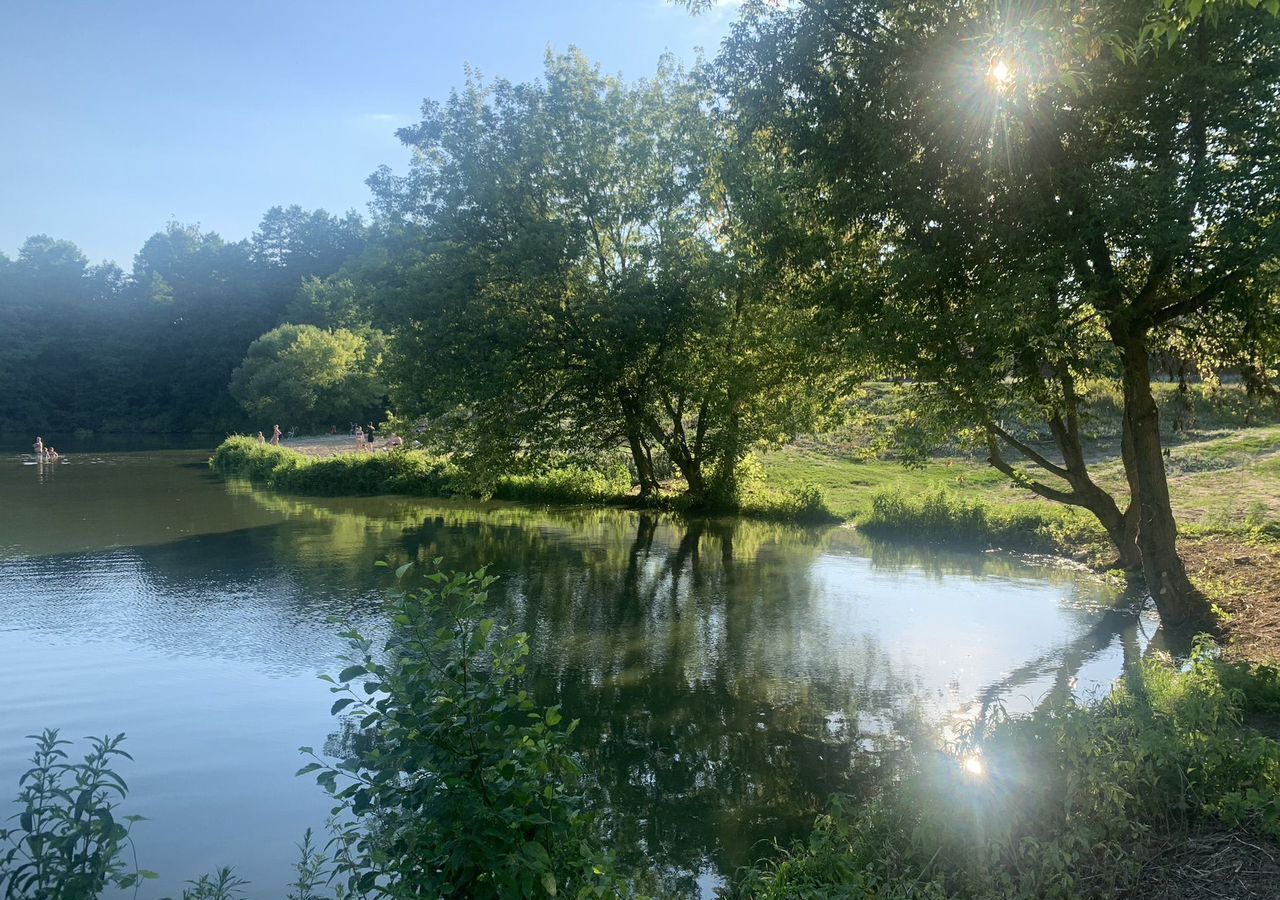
[0,731,153,899]
[210,436,461,498]
[858,489,1102,554]
[301,564,625,899]
[739,482,840,524]
[493,458,633,505]
[731,643,1280,900]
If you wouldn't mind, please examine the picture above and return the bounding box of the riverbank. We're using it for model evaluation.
[213,408,1280,663]
[210,435,840,521]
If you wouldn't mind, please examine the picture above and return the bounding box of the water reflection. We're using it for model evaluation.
[0,455,1150,897]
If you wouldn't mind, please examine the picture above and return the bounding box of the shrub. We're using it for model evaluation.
[210,436,461,498]
[0,730,153,899]
[739,482,840,524]
[493,458,633,505]
[301,564,624,899]
[858,489,1102,554]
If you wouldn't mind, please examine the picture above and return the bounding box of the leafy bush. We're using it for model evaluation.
[731,643,1280,899]
[0,730,153,899]
[210,436,461,498]
[739,482,840,524]
[493,458,633,505]
[301,564,624,899]
[858,489,1102,554]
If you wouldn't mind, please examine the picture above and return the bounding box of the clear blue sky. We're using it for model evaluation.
[0,1,736,267]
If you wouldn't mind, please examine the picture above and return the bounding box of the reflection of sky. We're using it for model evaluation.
[808,551,1114,715]
[0,453,1150,899]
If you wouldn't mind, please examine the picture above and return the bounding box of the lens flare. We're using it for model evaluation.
[988,58,1013,90]
[962,754,986,777]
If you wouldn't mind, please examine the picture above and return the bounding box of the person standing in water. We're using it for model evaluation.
[33,437,44,459]
[272,424,282,446]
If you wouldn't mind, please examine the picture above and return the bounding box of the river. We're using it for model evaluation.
[0,448,1155,897]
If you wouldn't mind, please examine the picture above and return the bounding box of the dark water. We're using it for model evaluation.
[0,450,1155,897]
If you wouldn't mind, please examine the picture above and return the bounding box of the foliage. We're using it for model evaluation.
[370,49,838,502]
[210,437,461,498]
[229,323,387,429]
[177,867,250,900]
[492,456,634,506]
[717,0,1280,624]
[0,730,152,899]
[300,564,625,899]
[859,490,1104,555]
[0,210,367,434]
[730,643,1280,899]
[738,482,839,525]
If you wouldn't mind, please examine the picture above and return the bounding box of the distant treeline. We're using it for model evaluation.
[0,206,368,433]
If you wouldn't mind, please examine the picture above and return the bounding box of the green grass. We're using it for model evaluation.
[758,418,1280,542]
[210,436,634,506]
[211,437,462,497]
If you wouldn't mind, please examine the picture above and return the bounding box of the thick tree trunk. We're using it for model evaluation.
[625,426,659,498]
[1118,336,1211,631]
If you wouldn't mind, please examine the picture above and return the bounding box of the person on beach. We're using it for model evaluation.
[355,425,365,450]
[33,437,44,458]
[257,431,266,443]
[272,424,282,445]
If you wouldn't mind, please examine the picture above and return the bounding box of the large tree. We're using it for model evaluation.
[717,0,1280,629]
[371,50,834,500]
[229,323,386,429]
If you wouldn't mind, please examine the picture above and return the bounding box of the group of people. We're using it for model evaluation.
[247,423,403,453]
[31,436,60,461]
[354,423,403,452]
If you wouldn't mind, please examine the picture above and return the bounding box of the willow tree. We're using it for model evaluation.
[371,50,834,500]
[718,0,1280,628]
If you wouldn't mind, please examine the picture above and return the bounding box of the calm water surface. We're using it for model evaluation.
[0,450,1155,897]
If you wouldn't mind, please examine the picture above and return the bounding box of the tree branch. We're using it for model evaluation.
[986,433,1081,506]
[988,422,1072,480]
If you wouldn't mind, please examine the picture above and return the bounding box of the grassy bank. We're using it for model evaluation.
[210,436,635,506]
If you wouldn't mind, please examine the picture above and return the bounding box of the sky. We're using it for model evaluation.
[0,1,738,267]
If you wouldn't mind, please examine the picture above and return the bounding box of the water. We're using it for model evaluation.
[0,449,1155,897]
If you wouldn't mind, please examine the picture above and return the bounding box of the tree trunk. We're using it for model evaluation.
[1118,335,1211,631]
[626,426,659,498]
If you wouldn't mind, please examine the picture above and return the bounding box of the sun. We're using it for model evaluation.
[988,58,1014,91]
[961,754,986,777]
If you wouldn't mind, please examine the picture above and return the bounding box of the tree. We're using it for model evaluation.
[717,0,1280,629]
[371,50,834,500]
[229,324,386,429]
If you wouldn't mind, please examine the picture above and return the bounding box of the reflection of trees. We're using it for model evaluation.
[386,512,915,895]
[232,487,1146,895]
[963,603,1146,722]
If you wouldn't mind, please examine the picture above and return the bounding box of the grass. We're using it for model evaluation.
[210,436,635,506]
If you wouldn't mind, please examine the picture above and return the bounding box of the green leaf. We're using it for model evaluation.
[337,665,367,682]
[331,698,356,715]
